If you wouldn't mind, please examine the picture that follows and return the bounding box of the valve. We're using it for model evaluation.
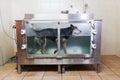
[91,29,97,35]
[21,29,26,35]
[21,44,26,49]
[92,44,96,49]
[88,20,95,29]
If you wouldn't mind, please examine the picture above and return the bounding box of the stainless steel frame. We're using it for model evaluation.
[16,14,102,73]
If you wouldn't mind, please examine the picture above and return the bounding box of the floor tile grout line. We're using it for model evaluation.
[97,73,104,80]
[90,62,105,80]
[78,69,82,80]
[21,71,28,80]
[61,71,82,80]
[79,74,82,80]
[97,62,104,80]
[1,56,120,80]
[22,71,45,80]
[78,70,83,80]
[61,72,63,80]
[1,69,15,80]
[101,62,120,78]
[79,72,82,80]
[41,71,45,80]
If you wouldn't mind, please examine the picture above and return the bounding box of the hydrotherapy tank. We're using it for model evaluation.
[16,13,102,73]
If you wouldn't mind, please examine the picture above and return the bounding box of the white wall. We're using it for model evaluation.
[88,0,117,55]
[12,0,118,55]
[116,0,120,57]
[117,27,120,57]
[0,0,119,66]
[0,0,14,65]
[12,0,84,20]
[116,26,120,57]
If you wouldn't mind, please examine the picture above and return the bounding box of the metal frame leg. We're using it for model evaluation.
[17,64,21,74]
[58,65,61,73]
[62,66,65,73]
[96,64,100,73]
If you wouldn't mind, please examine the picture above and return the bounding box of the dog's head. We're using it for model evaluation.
[70,24,81,34]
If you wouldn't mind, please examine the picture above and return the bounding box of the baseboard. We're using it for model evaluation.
[101,53,115,55]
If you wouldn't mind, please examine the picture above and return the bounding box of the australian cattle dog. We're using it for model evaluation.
[27,22,81,54]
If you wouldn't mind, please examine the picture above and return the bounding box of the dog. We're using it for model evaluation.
[27,22,81,54]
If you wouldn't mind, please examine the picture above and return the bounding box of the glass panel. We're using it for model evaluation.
[59,22,91,54]
[25,20,92,57]
[25,21,58,56]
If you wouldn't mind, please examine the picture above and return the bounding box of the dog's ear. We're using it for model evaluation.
[70,24,75,29]
[70,24,76,29]
[70,24,74,27]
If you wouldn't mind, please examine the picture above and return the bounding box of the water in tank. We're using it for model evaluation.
[24,20,91,57]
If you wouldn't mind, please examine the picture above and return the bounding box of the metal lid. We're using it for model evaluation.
[68,13,94,20]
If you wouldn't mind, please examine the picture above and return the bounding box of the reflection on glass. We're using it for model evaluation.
[25,21,91,56]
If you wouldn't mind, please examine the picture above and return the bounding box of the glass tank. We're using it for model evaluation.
[24,20,91,57]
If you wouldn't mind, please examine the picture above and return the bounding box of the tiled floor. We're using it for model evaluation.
[0,55,120,80]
